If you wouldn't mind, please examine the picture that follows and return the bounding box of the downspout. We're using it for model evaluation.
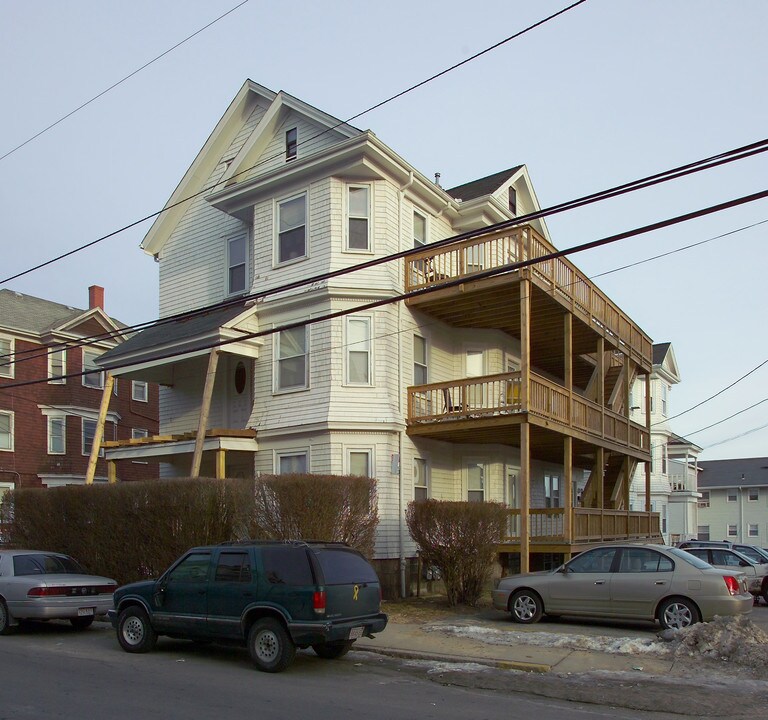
[398,172,414,599]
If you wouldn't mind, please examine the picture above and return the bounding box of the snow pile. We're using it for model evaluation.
[665,614,768,669]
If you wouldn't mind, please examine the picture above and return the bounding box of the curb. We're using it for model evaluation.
[355,644,552,674]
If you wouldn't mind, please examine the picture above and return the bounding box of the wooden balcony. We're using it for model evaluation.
[501,508,662,551]
[405,224,653,372]
[407,371,650,460]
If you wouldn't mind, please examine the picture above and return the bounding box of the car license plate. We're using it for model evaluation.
[77,607,95,617]
[348,626,364,640]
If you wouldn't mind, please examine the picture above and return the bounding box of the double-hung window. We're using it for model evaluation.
[48,348,66,384]
[132,380,148,402]
[82,349,103,389]
[346,317,371,385]
[413,211,426,248]
[347,185,370,251]
[413,335,428,385]
[277,194,307,264]
[82,418,98,456]
[285,128,297,161]
[227,234,247,295]
[276,326,308,391]
[467,460,485,502]
[277,451,308,474]
[414,458,428,500]
[348,449,372,477]
[48,416,66,454]
[0,336,13,379]
[0,411,13,451]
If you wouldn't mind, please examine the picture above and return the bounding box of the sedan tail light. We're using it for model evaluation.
[723,576,740,596]
[28,585,115,598]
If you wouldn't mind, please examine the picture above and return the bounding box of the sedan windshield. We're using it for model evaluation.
[13,553,86,576]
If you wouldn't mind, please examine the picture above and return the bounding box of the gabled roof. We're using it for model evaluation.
[0,288,125,338]
[652,342,671,365]
[141,80,361,257]
[446,166,524,201]
[697,457,768,488]
[651,341,680,384]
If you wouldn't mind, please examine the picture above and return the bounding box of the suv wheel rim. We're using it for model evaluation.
[255,629,279,661]
[663,603,692,629]
[122,616,145,645]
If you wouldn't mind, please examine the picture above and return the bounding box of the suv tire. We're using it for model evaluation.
[248,618,296,672]
[117,606,158,653]
[312,640,354,659]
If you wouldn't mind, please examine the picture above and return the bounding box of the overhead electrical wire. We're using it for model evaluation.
[0,0,252,163]
[2,185,767,390]
[3,136,768,370]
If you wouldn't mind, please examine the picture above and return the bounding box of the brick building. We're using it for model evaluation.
[0,286,159,492]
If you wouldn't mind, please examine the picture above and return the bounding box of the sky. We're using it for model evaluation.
[1,0,766,461]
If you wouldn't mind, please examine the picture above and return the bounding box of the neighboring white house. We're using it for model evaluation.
[629,343,701,544]
[696,458,768,546]
[96,80,658,591]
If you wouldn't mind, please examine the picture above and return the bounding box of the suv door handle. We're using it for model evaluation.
[594,580,605,585]
[654,581,666,585]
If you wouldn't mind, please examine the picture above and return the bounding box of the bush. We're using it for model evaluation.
[406,499,507,606]
[5,474,378,584]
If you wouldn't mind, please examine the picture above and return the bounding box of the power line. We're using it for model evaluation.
[681,396,768,438]
[2,185,767,390]
[0,1,251,163]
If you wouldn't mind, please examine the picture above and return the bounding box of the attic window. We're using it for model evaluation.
[286,128,297,161]
[508,186,517,215]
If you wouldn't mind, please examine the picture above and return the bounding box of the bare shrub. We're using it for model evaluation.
[406,499,507,606]
[251,474,378,557]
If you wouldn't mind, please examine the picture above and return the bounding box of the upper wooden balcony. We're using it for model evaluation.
[405,225,653,373]
[407,371,650,461]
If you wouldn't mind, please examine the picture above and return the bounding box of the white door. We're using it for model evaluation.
[225,356,252,428]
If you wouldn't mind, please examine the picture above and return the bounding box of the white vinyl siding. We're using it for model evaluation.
[48,416,66,454]
[0,336,13,379]
[346,316,371,385]
[82,349,103,389]
[0,410,13,451]
[276,193,307,265]
[48,348,66,384]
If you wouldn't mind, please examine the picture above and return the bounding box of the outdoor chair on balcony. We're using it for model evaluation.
[442,388,466,418]
[502,380,522,413]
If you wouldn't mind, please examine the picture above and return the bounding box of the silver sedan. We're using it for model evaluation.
[492,544,753,630]
[0,549,117,633]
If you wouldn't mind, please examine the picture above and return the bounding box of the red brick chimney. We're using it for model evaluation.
[89,285,104,311]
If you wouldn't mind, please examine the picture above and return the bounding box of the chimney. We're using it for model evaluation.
[89,285,104,311]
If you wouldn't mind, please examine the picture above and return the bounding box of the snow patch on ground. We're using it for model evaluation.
[403,659,494,674]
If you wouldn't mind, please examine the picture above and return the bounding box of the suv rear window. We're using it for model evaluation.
[313,548,378,585]
[261,546,314,585]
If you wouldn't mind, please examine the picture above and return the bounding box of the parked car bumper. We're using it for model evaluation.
[8,596,113,620]
[491,588,511,611]
[698,592,754,621]
[289,613,388,645]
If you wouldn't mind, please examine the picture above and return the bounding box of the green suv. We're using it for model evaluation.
[108,541,387,672]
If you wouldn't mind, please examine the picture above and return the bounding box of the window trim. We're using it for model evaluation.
[275,449,309,475]
[0,410,14,452]
[82,349,104,389]
[227,232,248,296]
[48,347,66,384]
[274,325,309,393]
[0,335,14,379]
[275,191,308,266]
[47,415,66,455]
[131,380,148,403]
[345,316,372,386]
[345,184,372,252]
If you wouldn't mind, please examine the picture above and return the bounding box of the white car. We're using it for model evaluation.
[0,549,117,634]
[682,546,768,604]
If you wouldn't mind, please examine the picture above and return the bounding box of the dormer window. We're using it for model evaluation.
[285,128,297,161]
[508,186,517,215]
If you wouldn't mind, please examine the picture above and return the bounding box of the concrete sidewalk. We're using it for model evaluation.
[356,620,676,675]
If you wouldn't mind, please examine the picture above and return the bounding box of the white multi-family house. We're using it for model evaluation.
[629,342,701,544]
[96,80,659,591]
[696,458,768,546]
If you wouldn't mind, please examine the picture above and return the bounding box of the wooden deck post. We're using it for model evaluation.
[520,278,531,573]
[595,446,605,511]
[85,372,114,485]
[563,436,572,543]
[191,349,219,478]
[215,449,226,480]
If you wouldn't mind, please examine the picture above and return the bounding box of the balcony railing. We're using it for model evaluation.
[408,371,650,452]
[502,508,661,544]
[405,224,652,369]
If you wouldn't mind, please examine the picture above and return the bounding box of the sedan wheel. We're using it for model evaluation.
[248,618,296,673]
[117,606,158,653]
[0,599,13,636]
[510,589,543,624]
[658,597,700,630]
